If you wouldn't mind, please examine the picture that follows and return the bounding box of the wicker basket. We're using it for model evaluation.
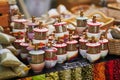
[87,11,114,30]
[108,39,120,55]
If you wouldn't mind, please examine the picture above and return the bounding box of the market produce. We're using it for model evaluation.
[46,72,59,80]
[59,69,71,80]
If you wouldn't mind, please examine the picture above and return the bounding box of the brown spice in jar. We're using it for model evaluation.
[34,32,47,40]
[62,25,67,32]
[88,26,99,33]
[45,52,56,59]
[87,46,101,54]
[14,23,25,29]
[77,20,87,27]
[55,26,63,33]
[30,54,44,64]
[56,47,66,55]
[67,44,77,51]
[80,42,87,50]
[101,43,108,50]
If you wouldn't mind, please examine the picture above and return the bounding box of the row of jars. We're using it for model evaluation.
[79,35,108,63]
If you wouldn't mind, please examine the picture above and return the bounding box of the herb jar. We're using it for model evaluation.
[45,47,57,68]
[53,43,67,63]
[99,36,108,58]
[29,50,45,73]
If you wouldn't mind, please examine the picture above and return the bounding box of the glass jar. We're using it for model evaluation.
[29,50,45,64]
[33,28,48,40]
[13,19,27,29]
[66,40,78,51]
[86,42,101,54]
[45,47,57,68]
[87,21,101,33]
[54,22,66,33]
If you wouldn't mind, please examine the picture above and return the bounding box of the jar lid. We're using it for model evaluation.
[79,38,88,43]
[87,21,101,26]
[20,42,29,47]
[86,42,100,47]
[99,39,108,43]
[45,47,57,52]
[29,50,45,55]
[76,16,88,20]
[13,19,27,23]
[14,39,24,43]
[33,28,48,32]
[27,22,38,26]
[54,22,66,27]
[72,35,79,39]
[53,43,67,48]
[66,40,78,44]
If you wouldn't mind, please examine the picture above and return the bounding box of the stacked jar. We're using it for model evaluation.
[33,22,48,47]
[76,10,88,34]
[54,18,69,41]
[27,16,38,40]
[53,38,67,63]
[86,37,101,62]
[29,44,45,73]
[87,16,101,39]
[66,34,78,61]
[12,14,27,49]
[79,33,88,58]
[99,35,108,58]
[45,41,57,68]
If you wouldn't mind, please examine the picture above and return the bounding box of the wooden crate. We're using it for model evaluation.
[0,0,10,14]
[0,0,10,33]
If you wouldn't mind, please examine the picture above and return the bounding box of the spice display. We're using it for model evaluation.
[81,65,93,80]
[46,72,59,80]
[93,62,106,80]
[113,59,120,80]
[105,60,114,80]
[59,69,71,80]
[33,74,46,80]
[71,67,82,80]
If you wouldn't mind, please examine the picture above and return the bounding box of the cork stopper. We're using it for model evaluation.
[25,28,29,43]
[34,44,39,50]
[83,32,88,39]
[80,10,84,17]
[69,34,73,41]
[38,22,43,29]
[90,36,96,43]
[47,40,52,48]
[57,37,64,44]
[18,12,22,19]
[32,16,36,23]
[92,16,96,23]
[100,35,105,40]
[57,16,61,23]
